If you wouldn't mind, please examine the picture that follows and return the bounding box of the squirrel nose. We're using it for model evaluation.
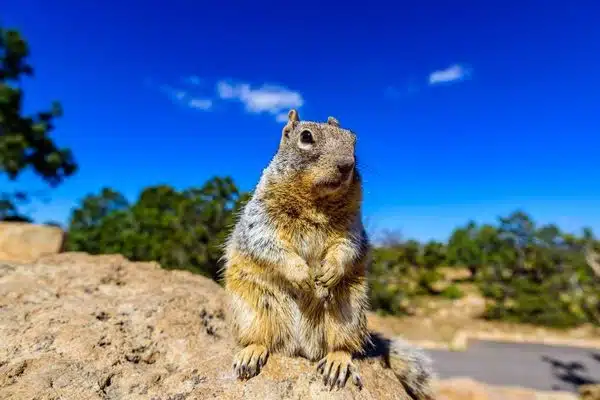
[337,159,355,177]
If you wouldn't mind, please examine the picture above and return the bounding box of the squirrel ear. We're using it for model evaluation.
[282,124,292,139]
[281,110,298,140]
[288,109,300,123]
[327,116,339,127]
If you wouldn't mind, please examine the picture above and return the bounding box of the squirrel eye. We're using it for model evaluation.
[300,130,314,144]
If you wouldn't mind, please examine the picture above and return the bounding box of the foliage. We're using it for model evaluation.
[368,241,421,315]
[65,177,249,280]
[367,210,599,328]
[474,211,600,328]
[0,26,77,220]
[367,236,456,316]
[439,284,464,300]
[0,191,32,221]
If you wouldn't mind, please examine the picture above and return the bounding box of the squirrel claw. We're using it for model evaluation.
[233,344,269,380]
[316,351,358,390]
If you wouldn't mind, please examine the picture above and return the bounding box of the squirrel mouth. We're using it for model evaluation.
[322,179,343,189]
[317,176,349,191]
[315,170,354,192]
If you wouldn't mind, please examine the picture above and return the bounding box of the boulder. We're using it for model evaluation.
[0,252,585,400]
[0,222,64,263]
[0,253,416,399]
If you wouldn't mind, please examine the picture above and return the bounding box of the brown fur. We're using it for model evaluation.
[224,109,371,389]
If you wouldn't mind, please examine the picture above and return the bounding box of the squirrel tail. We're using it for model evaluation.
[386,336,437,400]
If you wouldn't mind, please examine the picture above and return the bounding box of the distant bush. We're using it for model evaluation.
[367,244,420,315]
[439,285,464,300]
[473,213,599,328]
[367,211,599,328]
[367,237,449,315]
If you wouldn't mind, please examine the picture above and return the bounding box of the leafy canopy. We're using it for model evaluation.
[0,26,77,220]
[65,177,250,280]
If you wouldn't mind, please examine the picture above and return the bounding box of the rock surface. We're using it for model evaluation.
[0,222,64,263]
[580,384,600,400]
[0,252,584,400]
[0,253,417,400]
[435,378,577,400]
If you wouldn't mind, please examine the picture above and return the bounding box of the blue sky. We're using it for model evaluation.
[3,1,600,241]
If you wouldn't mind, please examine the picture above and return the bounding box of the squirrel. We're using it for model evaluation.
[222,109,435,398]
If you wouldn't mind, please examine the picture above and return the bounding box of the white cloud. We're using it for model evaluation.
[428,64,471,85]
[216,81,237,100]
[158,84,212,111]
[275,112,289,123]
[188,98,212,110]
[216,81,303,122]
[153,78,302,119]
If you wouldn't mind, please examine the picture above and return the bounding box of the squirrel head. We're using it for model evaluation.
[274,109,358,199]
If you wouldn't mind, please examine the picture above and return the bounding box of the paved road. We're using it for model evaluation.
[428,340,600,393]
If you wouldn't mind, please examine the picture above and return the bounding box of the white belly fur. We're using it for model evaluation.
[289,296,326,361]
[288,229,329,360]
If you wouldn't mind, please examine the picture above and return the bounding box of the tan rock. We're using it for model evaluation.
[0,252,416,399]
[434,377,577,400]
[0,252,587,400]
[580,384,600,400]
[0,222,64,263]
[435,378,491,400]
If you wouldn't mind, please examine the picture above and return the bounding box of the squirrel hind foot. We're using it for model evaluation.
[233,344,269,380]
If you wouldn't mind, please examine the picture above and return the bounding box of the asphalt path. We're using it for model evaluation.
[427,340,600,393]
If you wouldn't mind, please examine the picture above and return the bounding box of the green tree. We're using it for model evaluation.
[422,240,446,269]
[65,188,130,254]
[1,26,77,220]
[476,211,600,328]
[65,176,249,280]
[419,240,446,293]
[446,221,485,276]
[403,239,421,266]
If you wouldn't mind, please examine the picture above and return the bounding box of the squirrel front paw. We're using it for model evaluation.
[315,260,344,289]
[286,260,313,292]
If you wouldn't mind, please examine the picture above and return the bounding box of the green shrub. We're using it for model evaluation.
[440,284,464,300]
